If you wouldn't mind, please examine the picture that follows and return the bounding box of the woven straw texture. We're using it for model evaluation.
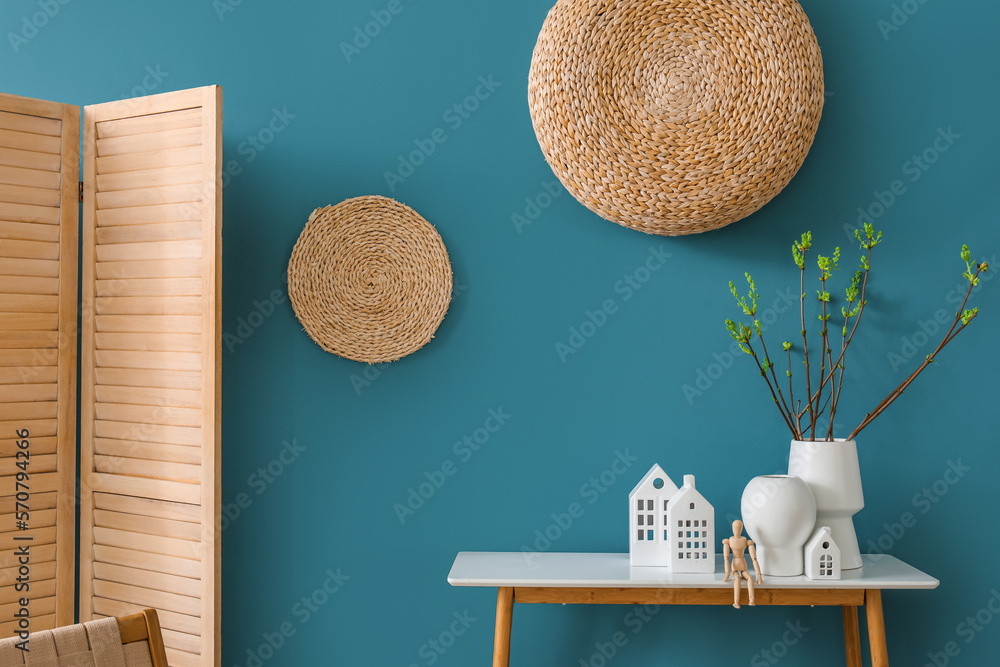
[528,0,824,236]
[288,196,453,363]
[0,617,138,667]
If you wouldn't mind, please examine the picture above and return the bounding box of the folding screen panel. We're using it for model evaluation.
[0,93,79,635]
[79,86,221,667]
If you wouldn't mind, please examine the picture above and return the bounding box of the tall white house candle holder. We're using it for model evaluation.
[628,464,678,567]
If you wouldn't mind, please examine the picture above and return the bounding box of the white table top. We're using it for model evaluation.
[448,552,939,590]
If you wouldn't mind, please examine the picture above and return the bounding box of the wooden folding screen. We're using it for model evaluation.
[0,94,79,635]
[0,86,220,667]
[79,87,221,667]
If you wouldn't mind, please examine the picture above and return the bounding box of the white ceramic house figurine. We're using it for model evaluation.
[666,475,715,573]
[804,526,842,580]
[628,464,678,566]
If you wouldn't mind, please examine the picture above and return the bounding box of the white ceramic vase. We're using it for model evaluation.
[740,475,816,576]
[788,439,864,570]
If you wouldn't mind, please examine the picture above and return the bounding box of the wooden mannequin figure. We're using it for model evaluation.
[723,519,762,608]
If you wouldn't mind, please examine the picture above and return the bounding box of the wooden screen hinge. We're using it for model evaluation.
[79,181,84,203]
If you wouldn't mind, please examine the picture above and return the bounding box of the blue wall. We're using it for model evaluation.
[3,0,998,664]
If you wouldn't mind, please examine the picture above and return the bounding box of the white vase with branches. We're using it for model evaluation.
[727,225,988,567]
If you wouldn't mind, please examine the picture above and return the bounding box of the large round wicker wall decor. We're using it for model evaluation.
[287,196,453,364]
[528,0,824,236]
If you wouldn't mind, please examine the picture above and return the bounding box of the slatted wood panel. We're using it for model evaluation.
[0,93,78,634]
[80,86,221,667]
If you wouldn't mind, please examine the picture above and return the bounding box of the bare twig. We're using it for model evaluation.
[746,340,798,438]
[794,235,817,435]
[847,261,985,440]
[786,344,801,438]
[806,232,878,431]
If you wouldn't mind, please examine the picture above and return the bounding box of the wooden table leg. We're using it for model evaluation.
[865,589,889,667]
[842,605,862,667]
[493,587,514,667]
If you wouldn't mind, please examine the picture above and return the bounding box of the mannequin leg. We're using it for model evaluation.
[744,571,756,606]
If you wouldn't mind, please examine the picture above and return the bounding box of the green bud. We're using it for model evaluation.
[960,308,978,326]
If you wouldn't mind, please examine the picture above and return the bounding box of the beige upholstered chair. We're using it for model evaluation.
[0,609,168,667]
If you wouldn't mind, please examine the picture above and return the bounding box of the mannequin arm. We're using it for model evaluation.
[747,541,762,584]
[722,539,731,579]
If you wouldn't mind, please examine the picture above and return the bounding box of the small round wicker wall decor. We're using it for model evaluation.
[287,196,453,364]
[528,0,825,236]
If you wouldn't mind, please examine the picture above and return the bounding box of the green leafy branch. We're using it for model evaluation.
[846,246,987,440]
[726,226,986,441]
[728,275,797,437]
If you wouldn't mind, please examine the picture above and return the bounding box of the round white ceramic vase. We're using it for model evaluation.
[740,475,817,576]
[788,438,864,570]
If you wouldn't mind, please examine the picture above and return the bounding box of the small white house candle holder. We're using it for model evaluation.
[804,526,842,580]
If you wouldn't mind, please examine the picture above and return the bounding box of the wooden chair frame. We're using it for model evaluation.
[116,609,169,667]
